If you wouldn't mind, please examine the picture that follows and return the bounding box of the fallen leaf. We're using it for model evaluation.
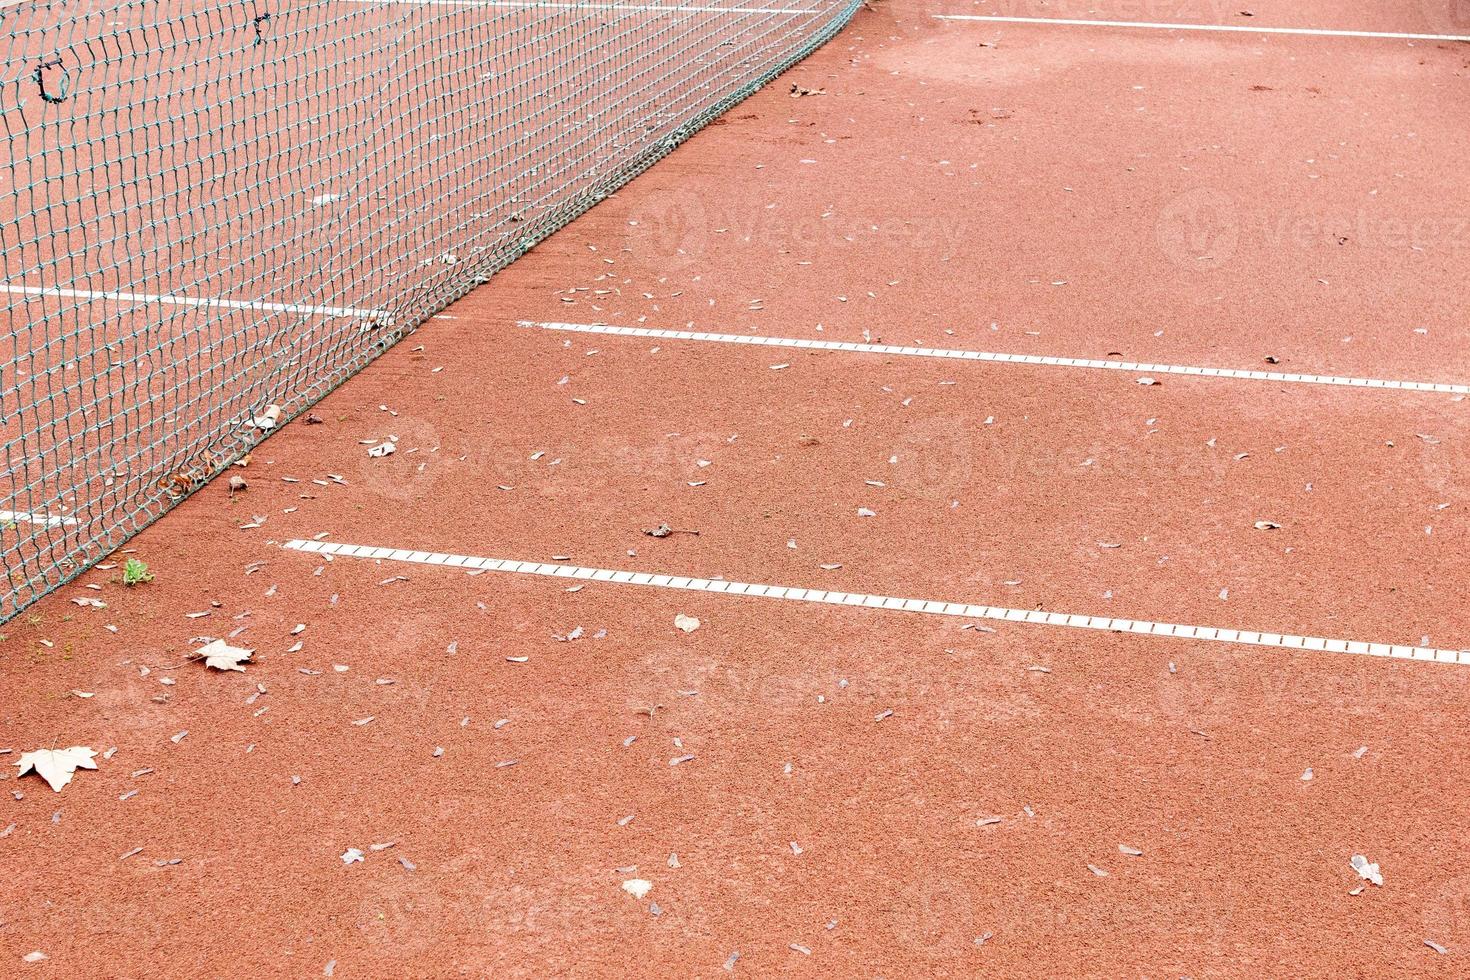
[622,878,653,899]
[16,746,97,792]
[341,848,365,865]
[254,404,282,430]
[195,639,254,672]
[1350,854,1383,886]
[674,614,700,634]
[1253,520,1281,530]
[643,523,698,538]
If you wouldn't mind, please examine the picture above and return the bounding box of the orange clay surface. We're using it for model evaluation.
[4,2,1470,976]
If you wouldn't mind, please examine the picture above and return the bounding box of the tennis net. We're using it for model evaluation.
[1,0,858,621]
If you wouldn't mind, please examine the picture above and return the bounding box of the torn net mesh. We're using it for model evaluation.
[1,0,857,620]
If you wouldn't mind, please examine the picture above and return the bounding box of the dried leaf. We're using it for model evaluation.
[196,638,253,672]
[1350,854,1383,886]
[15,746,97,792]
[622,878,653,899]
[674,613,700,634]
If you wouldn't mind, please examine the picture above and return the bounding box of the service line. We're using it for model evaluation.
[519,321,1470,394]
[2,284,392,323]
[0,510,79,527]
[930,14,1470,43]
[284,539,1470,666]
[344,0,821,14]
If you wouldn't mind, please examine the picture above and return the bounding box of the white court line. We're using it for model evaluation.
[520,321,1470,394]
[345,0,821,14]
[284,539,1470,666]
[931,14,1470,43]
[2,285,393,324]
[0,510,79,527]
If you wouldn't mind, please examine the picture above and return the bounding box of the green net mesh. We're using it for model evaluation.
[1,0,857,621]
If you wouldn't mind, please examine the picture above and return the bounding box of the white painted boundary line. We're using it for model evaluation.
[0,510,79,527]
[284,539,1470,666]
[345,0,821,14]
[2,284,392,324]
[520,321,1470,394]
[930,14,1470,43]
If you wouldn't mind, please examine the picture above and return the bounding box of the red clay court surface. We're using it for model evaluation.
[4,1,1470,975]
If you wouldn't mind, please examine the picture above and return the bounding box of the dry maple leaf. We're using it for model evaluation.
[253,404,282,430]
[196,639,254,672]
[16,746,98,792]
